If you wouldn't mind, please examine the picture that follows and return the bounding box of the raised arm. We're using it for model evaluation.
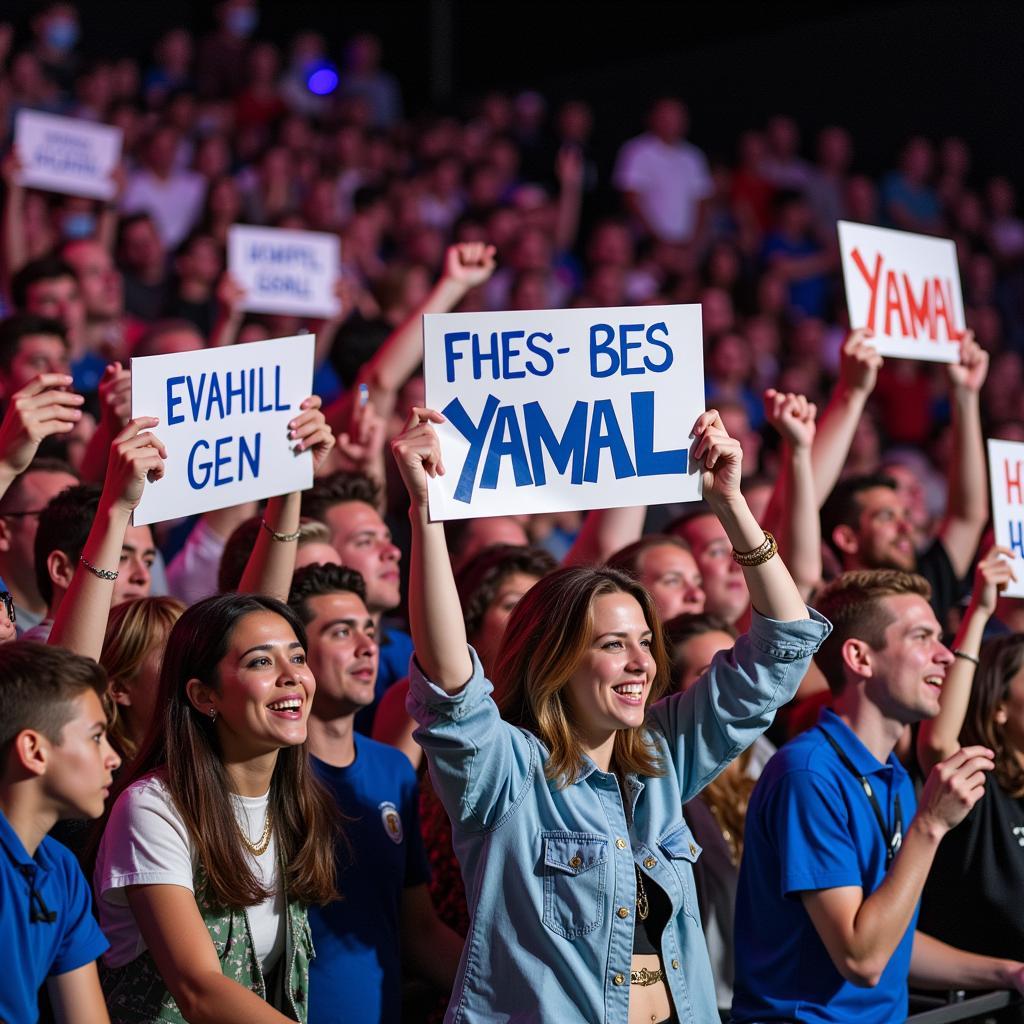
[391,407,472,690]
[554,145,584,253]
[917,546,1016,773]
[562,504,646,567]
[939,331,990,578]
[811,329,882,505]
[49,418,166,658]
[209,273,247,349]
[760,389,822,599]
[1,149,29,286]
[358,243,496,422]
[79,361,131,484]
[693,408,807,622]
[0,373,86,500]
[236,396,334,601]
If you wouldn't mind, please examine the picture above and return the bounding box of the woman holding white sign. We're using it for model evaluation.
[392,405,830,1024]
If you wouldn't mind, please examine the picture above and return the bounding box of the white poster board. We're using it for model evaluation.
[131,334,315,526]
[987,438,1024,599]
[838,220,964,363]
[423,304,705,521]
[228,225,340,318]
[14,110,123,201]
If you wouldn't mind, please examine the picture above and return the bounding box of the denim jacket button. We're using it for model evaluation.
[616,906,629,919]
[671,959,680,970]
[615,837,627,850]
[643,856,656,869]
[569,855,582,868]
[613,973,625,986]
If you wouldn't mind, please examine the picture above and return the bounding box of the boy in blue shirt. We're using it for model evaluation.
[0,642,120,1024]
[733,570,1024,1024]
[289,563,462,1024]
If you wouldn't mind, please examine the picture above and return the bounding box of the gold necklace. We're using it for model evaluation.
[239,807,273,857]
[635,864,649,921]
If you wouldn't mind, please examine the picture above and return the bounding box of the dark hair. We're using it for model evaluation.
[131,318,203,358]
[0,642,106,764]
[607,534,693,579]
[301,470,380,523]
[498,565,670,786]
[455,544,557,640]
[0,455,76,514]
[820,473,898,559]
[0,314,69,373]
[961,634,1024,798]
[288,563,368,624]
[34,482,98,605]
[664,611,736,648]
[10,256,77,310]
[109,594,339,908]
[812,569,932,694]
[116,211,158,254]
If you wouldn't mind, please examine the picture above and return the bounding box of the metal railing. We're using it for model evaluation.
[908,990,1019,1023]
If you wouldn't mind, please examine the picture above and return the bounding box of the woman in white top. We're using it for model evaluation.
[93,593,339,1024]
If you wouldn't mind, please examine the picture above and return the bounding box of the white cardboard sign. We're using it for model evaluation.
[423,304,705,521]
[838,220,964,363]
[131,334,315,526]
[228,225,340,318]
[14,110,123,201]
[987,438,1024,599]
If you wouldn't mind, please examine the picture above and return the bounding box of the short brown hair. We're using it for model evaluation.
[813,570,932,694]
[606,534,693,579]
[0,642,107,764]
[301,471,380,523]
[498,566,670,786]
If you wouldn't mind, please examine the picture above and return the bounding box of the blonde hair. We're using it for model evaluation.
[498,566,669,786]
[100,596,186,761]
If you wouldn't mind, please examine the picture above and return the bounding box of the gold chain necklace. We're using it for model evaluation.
[635,864,649,920]
[239,807,273,857]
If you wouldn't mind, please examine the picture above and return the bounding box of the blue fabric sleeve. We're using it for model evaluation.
[400,760,431,889]
[771,769,864,898]
[50,845,109,976]
[648,607,831,804]
[407,645,537,835]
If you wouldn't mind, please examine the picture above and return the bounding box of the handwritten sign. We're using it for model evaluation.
[987,438,1024,599]
[423,305,704,521]
[228,225,340,318]
[14,110,123,201]
[131,335,315,526]
[838,221,964,363]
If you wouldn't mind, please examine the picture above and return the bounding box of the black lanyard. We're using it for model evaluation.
[817,727,903,868]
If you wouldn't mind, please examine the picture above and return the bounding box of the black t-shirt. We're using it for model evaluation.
[919,772,1024,961]
[916,537,965,624]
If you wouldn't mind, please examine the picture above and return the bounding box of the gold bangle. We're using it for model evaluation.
[260,518,301,543]
[732,530,778,567]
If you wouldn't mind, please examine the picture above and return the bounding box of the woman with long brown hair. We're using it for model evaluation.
[93,593,339,1023]
[391,406,830,1024]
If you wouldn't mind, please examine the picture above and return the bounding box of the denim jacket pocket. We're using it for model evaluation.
[541,831,608,939]
[658,821,703,921]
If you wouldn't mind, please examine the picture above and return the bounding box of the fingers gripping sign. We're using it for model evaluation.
[391,407,447,510]
[690,408,743,502]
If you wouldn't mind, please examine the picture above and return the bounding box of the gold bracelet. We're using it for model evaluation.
[260,518,301,543]
[732,530,778,567]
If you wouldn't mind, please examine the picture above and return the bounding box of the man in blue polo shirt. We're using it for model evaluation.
[289,563,463,1024]
[0,643,119,1024]
[733,570,1024,1023]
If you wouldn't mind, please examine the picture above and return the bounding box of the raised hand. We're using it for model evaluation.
[336,392,385,470]
[391,407,446,508]
[288,395,335,472]
[838,328,883,395]
[969,545,1017,617]
[690,409,743,505]
[443,242,497,290]
[764,389,817,450]
[947,329,988,394]
[98,361,132,433]
[0,374,84,478]
[556,145,585,190]
[103,418,167,514]
[216,271,248,317]
[917,745,994,835]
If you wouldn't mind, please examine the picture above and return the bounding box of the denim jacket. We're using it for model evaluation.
[407,608,830,1024]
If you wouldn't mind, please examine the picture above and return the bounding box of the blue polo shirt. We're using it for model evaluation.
[732,708,918,1024]
[0,809,108,1023]
[308,735,430,1024]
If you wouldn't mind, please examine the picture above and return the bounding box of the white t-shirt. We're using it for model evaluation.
[613,133,713,242]
[95,772,285,972]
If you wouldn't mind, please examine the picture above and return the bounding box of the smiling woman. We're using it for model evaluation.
[91,594,340,1024]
